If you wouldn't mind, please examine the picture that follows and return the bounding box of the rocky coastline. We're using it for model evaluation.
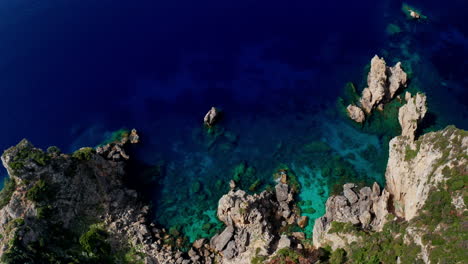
[0,60,466,263]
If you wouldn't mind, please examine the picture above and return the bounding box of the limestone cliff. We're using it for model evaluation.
[313,90,467,263]
[386,125,467,220]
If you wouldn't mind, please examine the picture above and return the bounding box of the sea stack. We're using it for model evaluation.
[204,107,222,127]
[346,55,408,123]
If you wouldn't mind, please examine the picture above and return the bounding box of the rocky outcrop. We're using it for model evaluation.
[347,55,408,122]
[318,80,465,248]
[398,92,427,141]
[0,134,201,264]
[313,183,390,249]
[204,107,221,127]
[211,181,303,264]
[384,90,466,220]
[96,129,140,160]
[386,125,467,220]
[346,105,365,123]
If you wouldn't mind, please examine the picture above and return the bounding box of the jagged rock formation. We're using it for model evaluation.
[347,55,408,123]
[211,182,304,264]
[96,129,140,160]
[312,183,390,249]
[314,85,467,263]
[384,91,464,220]
[204,107,221,127]
[0,132,315,264]
[398,92,427,141]
[312,124,467,262]
[0,133,203,264]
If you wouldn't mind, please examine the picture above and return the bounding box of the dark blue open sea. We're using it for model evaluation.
[0,0,467,239]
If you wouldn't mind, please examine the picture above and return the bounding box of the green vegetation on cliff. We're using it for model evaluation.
[72,147,96,161]
[26,179,52,203]
[79,225,112,262]
[7,140,50,173]
[411,160,468,263]
[0,178,16,209]
[322,217,422,264]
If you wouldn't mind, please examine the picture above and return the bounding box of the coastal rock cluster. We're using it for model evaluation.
[211,181,305,264]
[313,86,467,263]
[0,129,309,264]
[96,128,140,160]
[314,90,424,246]
[346,55,408,123]
[312,183,390,249]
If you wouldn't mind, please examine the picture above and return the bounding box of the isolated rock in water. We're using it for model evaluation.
[360,55,388,114]
[129,128,140,144]
[346,104,365,123]
[409,10,420,19]
[398,92,427,141]
[204,106,221,127]
[347,55,407,123]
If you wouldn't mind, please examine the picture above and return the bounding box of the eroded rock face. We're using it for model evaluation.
[398,92,427,141]
[360,55,388,114]
[204,107,221,127]
[346,104,365,123]
[386,126,467,220]
[347,55,408,122]
[388,62,407,98]
[212,182,303,264]
[312,183,390,249]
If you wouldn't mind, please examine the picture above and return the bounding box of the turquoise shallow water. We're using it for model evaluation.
[146,107,391,241]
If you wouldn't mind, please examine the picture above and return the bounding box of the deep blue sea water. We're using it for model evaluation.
[0,0,467,239]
